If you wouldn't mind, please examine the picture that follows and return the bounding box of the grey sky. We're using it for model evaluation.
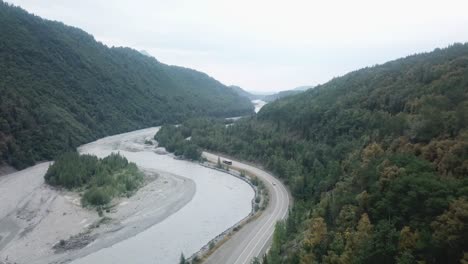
[7,0,468,92]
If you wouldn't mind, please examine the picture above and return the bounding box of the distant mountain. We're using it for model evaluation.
[293,85,315,91]
[0,1,253,169]
[229,85,259,100]
[263,89,301,102]
[261,85,315,102]
[262,90,301,102]
[245,90,273,96]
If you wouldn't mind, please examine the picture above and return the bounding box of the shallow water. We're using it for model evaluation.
[72,127,254,264]
[252,99,267,113]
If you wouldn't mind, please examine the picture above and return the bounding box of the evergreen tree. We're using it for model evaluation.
[179,253,187,264]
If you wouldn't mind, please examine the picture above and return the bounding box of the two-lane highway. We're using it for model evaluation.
[203,152,290,264]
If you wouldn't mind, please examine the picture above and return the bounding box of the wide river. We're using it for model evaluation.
[71,127,254,264]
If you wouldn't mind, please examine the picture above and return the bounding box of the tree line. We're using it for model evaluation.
[154,125,202,160]
[45,152,144,207]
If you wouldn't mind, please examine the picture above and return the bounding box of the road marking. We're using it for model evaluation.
[232,174,281,264]
[203,153,289,264]
[233,173,288,264]
[246,178,289,262]
[238,177,287,263]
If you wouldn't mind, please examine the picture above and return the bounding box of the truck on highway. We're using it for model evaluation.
[222,159,232,165]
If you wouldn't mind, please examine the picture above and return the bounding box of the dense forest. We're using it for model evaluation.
[45,152,143,206]
[154,125,202,160]
[262,89,304,102]
[0,1,253,169]
[156,44,468,263]
[229,85,260,100]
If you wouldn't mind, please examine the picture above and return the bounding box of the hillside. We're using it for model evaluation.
[293,85,314,91]
[229,85,260,100]
[0,2,253,169]
[262,85,314,102]
[228,85,315,102]
[158,43,468,263]
[262,89,302,102]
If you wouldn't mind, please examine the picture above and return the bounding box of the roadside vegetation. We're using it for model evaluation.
[155,118,238,161]
[45,152,144,207]
[152,44,468,263]
[154,125,202,160]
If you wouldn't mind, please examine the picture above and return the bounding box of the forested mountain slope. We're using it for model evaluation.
[160,43,468,263]
[262,89,303,102]
[0,2,253,168]
[229,85,259,100]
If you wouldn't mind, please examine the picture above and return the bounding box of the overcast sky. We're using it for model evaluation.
[7,0,468,92]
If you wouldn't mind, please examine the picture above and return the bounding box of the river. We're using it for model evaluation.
[14,126,252,264]
[252,99,267,113]
[0,127,255,264]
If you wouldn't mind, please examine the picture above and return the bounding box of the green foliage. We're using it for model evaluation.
[160,44,468,263]
[44,152,98,188]
[154,125,202,160]
[45,152,143,206]
[430,198,468,262]
[251,257,261,264]
[82,186,112,206]
[251,176,260,186]
[269,221,287,264]
[0,2,253,169]
[179,253,187,264]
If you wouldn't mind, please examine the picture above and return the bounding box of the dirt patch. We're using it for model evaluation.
[0,165,16,177]
[53,231,98,253]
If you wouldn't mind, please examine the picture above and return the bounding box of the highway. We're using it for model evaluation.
[203,152,290,264]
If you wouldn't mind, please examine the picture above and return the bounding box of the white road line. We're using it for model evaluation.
[233,178,280,264]
[239,180,285,263]
[247,179,289,262]
[203,153,290,264]
[235,174,289,264]
[246,177,288,262]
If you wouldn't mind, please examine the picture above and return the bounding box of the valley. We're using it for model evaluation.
[1,1,467,264]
